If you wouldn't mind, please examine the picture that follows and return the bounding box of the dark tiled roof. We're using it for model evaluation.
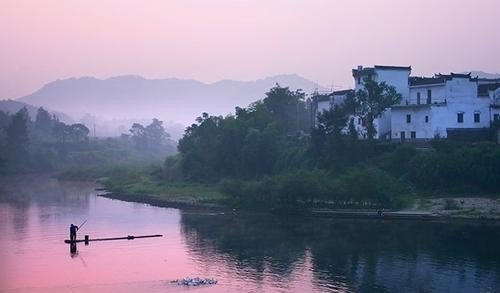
[311,94,330,102]
[478,83,500,96]
[409,77,446,86]
[435,72,478,81]
[353,65,411,77]
[374,65,412,71]
[352,67,375,77]
[312,89,354,102]
[333,89,354,96]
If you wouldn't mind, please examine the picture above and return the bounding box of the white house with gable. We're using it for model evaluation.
[392,73,493,140]
[312,64,500,142]
[351,65,411,139]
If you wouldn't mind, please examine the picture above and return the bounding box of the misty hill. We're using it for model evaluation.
[17,74,323,125]
[0,99,72,123]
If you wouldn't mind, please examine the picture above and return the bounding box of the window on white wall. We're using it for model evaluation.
[406,114,411,123]
[427,90,432,104]
[411,131,416,139]
[417,92,421,105]
[474,112,480,123]
[425,116,429,123]
[457,112,464,123]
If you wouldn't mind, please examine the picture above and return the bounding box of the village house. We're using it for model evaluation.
[313,65,500,142]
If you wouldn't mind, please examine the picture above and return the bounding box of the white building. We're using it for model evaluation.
[312,65,500,142]
[479,81,500,122]
[314,65,411,139]
[392,73,494,140]
[313,89,353,117]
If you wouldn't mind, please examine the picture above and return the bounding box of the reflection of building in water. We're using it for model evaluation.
[312,65,500,142]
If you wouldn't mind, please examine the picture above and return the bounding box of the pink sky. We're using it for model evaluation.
[1,0,499,99]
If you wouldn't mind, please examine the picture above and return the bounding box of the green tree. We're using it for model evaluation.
[263,84,308,134]
[0,110,11,129]
[130,123,147,150]
[7,109,29,148]
[35,107,53,132]
[7,108,30,163]
[70,123,90,142]
[0,128,7,170]
[310,100,353,170]
[53,120,69,144]
[178,113,225,179]
[355,79,402,139]
[145,118,169,150]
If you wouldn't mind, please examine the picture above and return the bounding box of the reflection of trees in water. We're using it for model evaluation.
[10,205,30,242]
[181,212,500,292]
[313,222,500,292]
[181,212,308,283]
[0,175,93,241]
[0,175,92,212]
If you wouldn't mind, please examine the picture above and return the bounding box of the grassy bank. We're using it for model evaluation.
[100,176,226,205]
[55,164,500,220]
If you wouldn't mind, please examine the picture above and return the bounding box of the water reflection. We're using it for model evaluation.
[70,242,78,257]
[180,211,500,292]
[1,175,500,293]
[0,175,92,211]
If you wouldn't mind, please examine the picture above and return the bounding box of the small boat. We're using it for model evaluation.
[64,234,163,244]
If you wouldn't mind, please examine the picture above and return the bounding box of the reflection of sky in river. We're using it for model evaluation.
[0,175,499,293]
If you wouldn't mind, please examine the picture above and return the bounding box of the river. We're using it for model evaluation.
[0,175,499,292]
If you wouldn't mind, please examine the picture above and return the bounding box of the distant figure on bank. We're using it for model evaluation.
[70,224,79,241]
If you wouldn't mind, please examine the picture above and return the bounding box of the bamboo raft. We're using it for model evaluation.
[64,234,163,244]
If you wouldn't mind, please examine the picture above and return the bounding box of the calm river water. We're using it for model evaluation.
[1,176,499,293]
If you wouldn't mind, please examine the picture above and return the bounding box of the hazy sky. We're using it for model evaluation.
[1,0,499,99]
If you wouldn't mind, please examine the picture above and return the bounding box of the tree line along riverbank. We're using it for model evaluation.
[3,84,500,216]
[61,84,500,218]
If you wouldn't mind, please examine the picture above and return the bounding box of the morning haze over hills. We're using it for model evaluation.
[3,70,497,138]
[13,74,322,127]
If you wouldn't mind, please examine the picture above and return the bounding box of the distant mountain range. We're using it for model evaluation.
[8,71,498,136]
[15,74,323,126]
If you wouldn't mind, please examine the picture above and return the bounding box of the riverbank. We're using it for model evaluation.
[97,189,226,210]
[412,197,500,220]
[96,181,500,221]
[96,177,227,210]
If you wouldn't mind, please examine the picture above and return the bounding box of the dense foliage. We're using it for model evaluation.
[5,81,499,212]
[0,107,175,174]
[177,85,311,180]
[171,83,500,210]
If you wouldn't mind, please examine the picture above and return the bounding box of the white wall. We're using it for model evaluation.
[377,109,392,139]
[392,100,490,139]
[348,67,497,141]
[316,100,332,115]
[314,93,349,124]
[375,68,410,103]
[351,66,410,138]
[409,84,446,105]
[392,106,433,140]
[393,77,490,139]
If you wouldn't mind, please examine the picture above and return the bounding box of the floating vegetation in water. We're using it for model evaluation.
[171,277,218,286]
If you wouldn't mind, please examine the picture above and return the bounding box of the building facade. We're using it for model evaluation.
[312,65,500,142]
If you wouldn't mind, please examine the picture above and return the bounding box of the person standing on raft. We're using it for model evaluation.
[70,224,79,241]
